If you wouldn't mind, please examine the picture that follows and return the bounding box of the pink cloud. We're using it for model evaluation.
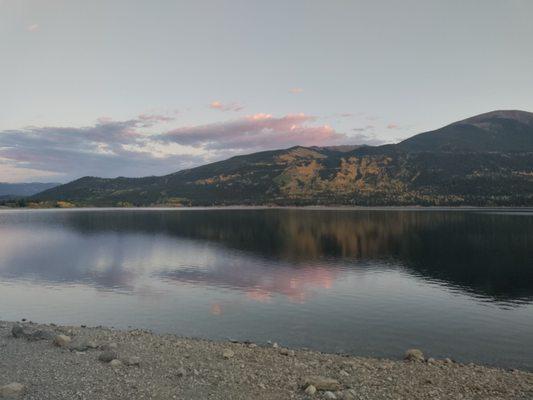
[138,113,176,123]
[289,88,304,94]
[160,113,347,151]
[209,101,244,112]
[26,24,39,32]
[387,123,399,129]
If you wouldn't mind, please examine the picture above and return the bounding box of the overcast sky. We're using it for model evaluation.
[1,0,532,182]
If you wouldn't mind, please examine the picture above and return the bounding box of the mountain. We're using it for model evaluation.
[0,182,60,199]
[32,110,533,207]
[399,110,533,152]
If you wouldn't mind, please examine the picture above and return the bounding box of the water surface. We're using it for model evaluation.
[0,208,532,369]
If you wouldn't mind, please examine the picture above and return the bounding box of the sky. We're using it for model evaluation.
[1,0,532,183]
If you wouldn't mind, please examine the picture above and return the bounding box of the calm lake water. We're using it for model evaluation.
[0,208,532,369]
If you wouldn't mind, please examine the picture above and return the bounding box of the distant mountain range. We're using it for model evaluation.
[0,182,59,200]
[28,110,533,207]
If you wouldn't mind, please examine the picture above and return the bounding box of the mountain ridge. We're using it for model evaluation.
[26,110,533,207]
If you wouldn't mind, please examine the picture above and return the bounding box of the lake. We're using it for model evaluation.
[0,208,532,370]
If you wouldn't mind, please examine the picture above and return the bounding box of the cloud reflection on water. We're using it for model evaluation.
[0,209,532,305]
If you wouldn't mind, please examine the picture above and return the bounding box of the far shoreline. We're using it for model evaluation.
[2,205,533,212]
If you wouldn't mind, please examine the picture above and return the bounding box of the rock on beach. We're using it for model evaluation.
[98,351,118,363]
[302,376,342,391]
[1,321,532,400]
[0,382,26,398]
[53,335,72,347]
[404,348,425,362]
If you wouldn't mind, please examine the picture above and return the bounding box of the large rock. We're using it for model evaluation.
[11,325,26,339]
[302,376,342,391]
[99,350,118,363]
[100,342,118,352]
[0,382,26,398]
[404,348,425,362]
[29,330,55,341]
[53,335,71,347]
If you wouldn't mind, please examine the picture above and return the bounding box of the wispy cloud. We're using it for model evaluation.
[289,88,303,94]
[209,101,244,112]
[137,113,176,124]
[353,124,375,132]
[387,123,399,129]
[160,113,346,151]
[26,24,39,32]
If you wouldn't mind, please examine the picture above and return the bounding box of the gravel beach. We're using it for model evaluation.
[0,321,532,400]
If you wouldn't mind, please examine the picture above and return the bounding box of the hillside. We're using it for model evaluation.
[32,110,533,207]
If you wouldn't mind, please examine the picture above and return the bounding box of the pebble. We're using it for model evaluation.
[124,356,141,366]
[177,367,187,377]
[109,359,123,368]
[343,389,357,400]
[324,391,337,399]
[53,335,72,347]
[304,384,317,395]
[69,338,97,352]
[222,349,235,359]
[279,348,295,357]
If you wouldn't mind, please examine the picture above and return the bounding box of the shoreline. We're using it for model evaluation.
[1,321,532,399]
[2,205,533,212]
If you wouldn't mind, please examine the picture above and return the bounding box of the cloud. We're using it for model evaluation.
[159,113,347,151]
[0,114,204,182]
[137,113,176,125]
[352,124,375,132]
[289,88,303,94]
[209,101,244,112]
[26,24,39,32]
[0,112,384,183]
[348,125,386,146]
[387,123,399,129]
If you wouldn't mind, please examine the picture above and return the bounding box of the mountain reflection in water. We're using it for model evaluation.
[2,209,530,303]
[1,209,533,370]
